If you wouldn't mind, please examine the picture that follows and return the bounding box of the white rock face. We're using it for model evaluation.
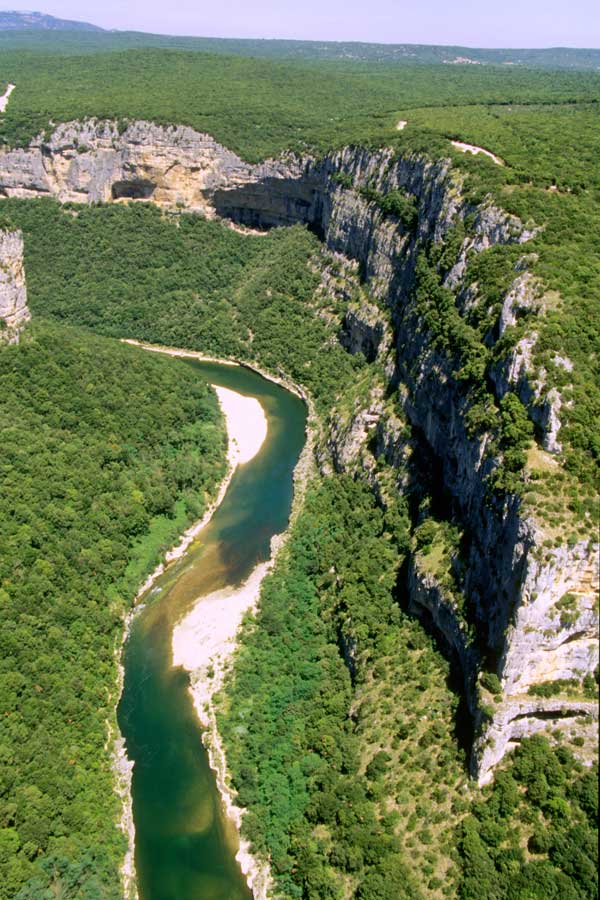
[477,695,598,785]
[501,536,599,694]
[0,119,298,212]
[0,229,30,344]
[312,154,598,781]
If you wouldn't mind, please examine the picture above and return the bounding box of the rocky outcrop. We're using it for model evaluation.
[266,149,597,780]
[0,228,30,344]
[408,558,480,701]
[489,270,569,454]
[0,120,258,210]
[1,120,596,780]
[476,695,598,785]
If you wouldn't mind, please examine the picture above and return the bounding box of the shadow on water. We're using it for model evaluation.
[117,360,306,900]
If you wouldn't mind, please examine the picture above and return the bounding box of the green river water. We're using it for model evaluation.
[117,359,307,900]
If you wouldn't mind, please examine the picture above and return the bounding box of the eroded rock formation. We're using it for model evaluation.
[0,228,30,344]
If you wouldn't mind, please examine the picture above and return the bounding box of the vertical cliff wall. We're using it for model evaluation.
[0,228,30,344]
[212,142,598,782]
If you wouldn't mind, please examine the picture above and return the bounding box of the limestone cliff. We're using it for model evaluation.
[207,138,599,782]
[1,120,596,781]
[0,119,277,211]
[0,228,30,344]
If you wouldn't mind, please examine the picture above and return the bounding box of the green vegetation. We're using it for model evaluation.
[527,671,598,700]
[1,28,599,69]
[413,517,471,631]
[217,474,467,899]
[411,249,534,498]
[219,476,599,900]
[397,103,600,517]
[0,322,226,899]
[357,187,418,230]
[1,48,599,156]
[554,593,580,628]
[528,679,580,698]
[480,673,502,696]
[0,200,362,411]
[458,737,598,900]
[0,35,597,509]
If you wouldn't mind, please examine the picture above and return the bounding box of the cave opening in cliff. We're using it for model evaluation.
[211,175,326,239]
[111,179,156,200]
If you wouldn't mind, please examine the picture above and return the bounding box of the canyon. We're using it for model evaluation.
[0,119,597,783]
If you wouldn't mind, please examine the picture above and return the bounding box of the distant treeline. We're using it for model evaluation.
[0,47,599,157]
[1,28,599,69]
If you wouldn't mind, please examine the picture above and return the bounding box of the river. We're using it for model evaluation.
[117,358,307,900]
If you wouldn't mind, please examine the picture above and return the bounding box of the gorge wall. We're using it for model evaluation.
[1,120,597,782]
[0,227,30,344]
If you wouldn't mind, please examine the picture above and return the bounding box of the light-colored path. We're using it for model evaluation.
[0,83,15,113]
[451,140,504,165]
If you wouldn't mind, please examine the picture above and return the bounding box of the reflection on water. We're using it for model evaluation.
[117,360,306,900]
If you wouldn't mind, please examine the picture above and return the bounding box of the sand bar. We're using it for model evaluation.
[213,385,267,465]
[171,386,273,898]
[113,346,269,899]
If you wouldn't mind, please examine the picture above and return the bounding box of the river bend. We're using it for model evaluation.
[117,359,306,900]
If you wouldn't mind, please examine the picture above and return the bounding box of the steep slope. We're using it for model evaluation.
[0,226,29,343]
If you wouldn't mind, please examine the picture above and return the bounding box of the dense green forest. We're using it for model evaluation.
[217,475,459,898]
[0,322,226,899]
[0,39,597,507]
[1,48,599,156]
[1,27,599,68]
[459,738,598,900]
[0,201,361,411]
[217,475,598,899]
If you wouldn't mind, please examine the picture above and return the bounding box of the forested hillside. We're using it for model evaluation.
[0,201,361,409]
[218,477,598,899]
[0,323,226,899]
[1,48,599,155]
[0,28,598,69]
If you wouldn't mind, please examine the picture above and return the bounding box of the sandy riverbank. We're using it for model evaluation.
[171,386,273,898]
[127,379,267,600]
[172,563,274,898]
[213,385,267,465]
[114,340,315,900]
[113,347,271,900]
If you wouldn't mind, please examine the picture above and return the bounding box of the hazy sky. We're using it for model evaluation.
[9,0,600,47]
